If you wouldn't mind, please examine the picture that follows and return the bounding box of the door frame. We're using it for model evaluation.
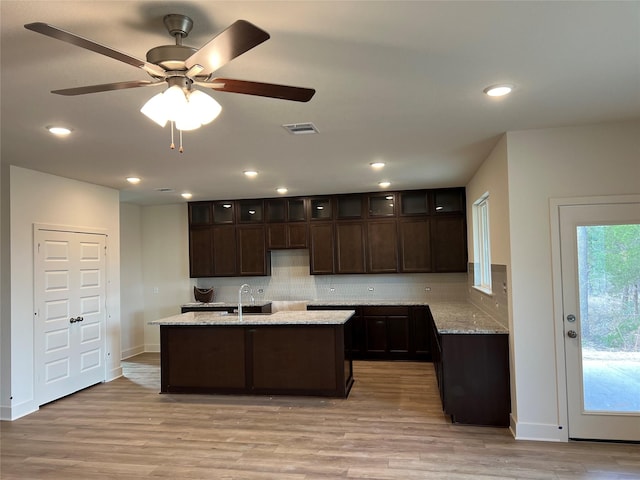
[33,223,110,405]
[550,194,640,442]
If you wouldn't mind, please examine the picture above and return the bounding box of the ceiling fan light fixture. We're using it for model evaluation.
[140,92,169,127]
[187,90,222,125]
[163,85,189,122]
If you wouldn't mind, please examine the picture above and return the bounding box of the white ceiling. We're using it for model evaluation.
[2,1,639,205]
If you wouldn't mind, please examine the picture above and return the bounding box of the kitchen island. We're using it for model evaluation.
[149,310,355,398]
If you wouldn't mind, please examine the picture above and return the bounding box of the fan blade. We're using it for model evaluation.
[199,78,315,102]
[185,20,270,74]
[24,22,166,78]
[52,80,162,96]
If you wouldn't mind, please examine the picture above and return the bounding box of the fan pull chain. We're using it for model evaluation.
[170,121,175,150]
[179,130,184,153]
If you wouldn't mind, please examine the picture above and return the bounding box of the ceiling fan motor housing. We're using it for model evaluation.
[146,44,197,71]
[163,14,193,39]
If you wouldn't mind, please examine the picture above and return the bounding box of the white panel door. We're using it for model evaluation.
[35,229,106,405]
[559,202,640,441]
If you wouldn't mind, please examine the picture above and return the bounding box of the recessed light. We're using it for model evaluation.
[483,84,514,97]
[276,187,288,194]
[181,193,193,199]
[126,177,141,184]
[244,170,258,177]
[46,126,72,136]
[378,181,391,188]
[370,162,385,169]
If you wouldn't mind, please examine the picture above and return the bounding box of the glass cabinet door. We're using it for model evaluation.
[238,200,264,222]
[310,198,332,220]
[369,194,396,217]
[213,201,234,224]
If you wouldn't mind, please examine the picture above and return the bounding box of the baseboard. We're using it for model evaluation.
[144,343,160,353]
[511,414,568,442]
[106,366,123,382]
[121,345,145,360]
[0,399,38,421]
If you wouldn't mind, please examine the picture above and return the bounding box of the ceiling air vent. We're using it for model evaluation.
[282,122,319,135]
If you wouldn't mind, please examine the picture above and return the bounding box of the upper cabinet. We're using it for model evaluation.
[368,193,396,217]
[188,187,467,277]
[238,200,264,223]
[433,188,464,214]
[189,202,212,225]
[266,198,308,249]
[310,197,333,220]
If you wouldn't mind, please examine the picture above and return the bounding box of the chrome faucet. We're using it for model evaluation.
[238,283,251,321]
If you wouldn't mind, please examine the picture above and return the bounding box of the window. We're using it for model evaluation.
[473,193,492,293]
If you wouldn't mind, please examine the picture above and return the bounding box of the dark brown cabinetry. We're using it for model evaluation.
[188,187,466,278]
[362,306,410,359]
[367,220,398,273]
[237,225,270,276]
[398,218,431,272]
[266,198,308,249]
[307,304,430,361]
[428,311,510,426]
[309,223,335,274]
[335,222,366,273]
[189,225,238,277]
[432,216,467,272]
[159,321,353,397]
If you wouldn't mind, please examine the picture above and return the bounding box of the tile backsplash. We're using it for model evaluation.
[467,263,509,329]
[197,250,468,304]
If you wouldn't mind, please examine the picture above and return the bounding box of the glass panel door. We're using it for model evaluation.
[560,201,640,441]
[577,224,640,413]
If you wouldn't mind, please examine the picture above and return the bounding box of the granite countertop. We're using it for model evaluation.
[182,301,272,308]
[307,299,507,334]
[149,309,355,326]
[428,302,508,334]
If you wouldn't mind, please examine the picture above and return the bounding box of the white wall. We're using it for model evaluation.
[506,120,640,441]
[2,166,121,420]
[119,203,145,359]
[466,135,510,265]
[141,204,192,352]
[1,162,10,421]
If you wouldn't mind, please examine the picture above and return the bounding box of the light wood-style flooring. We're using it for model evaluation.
[1,354,638,479]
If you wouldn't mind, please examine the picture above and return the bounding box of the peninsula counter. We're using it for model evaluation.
[149,310,355,398]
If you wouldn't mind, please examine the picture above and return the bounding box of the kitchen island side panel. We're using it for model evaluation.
[158,318,353,397]
[161,326,246,393]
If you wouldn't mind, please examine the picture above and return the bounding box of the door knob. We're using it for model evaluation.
[567,330,577,339]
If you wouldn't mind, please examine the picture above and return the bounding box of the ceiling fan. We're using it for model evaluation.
[24,14,315,102]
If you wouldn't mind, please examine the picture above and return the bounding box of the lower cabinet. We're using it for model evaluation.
[362,306,410,359]
[160,323,353,397]
[307,305,430,361]
[428,311,510,426]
